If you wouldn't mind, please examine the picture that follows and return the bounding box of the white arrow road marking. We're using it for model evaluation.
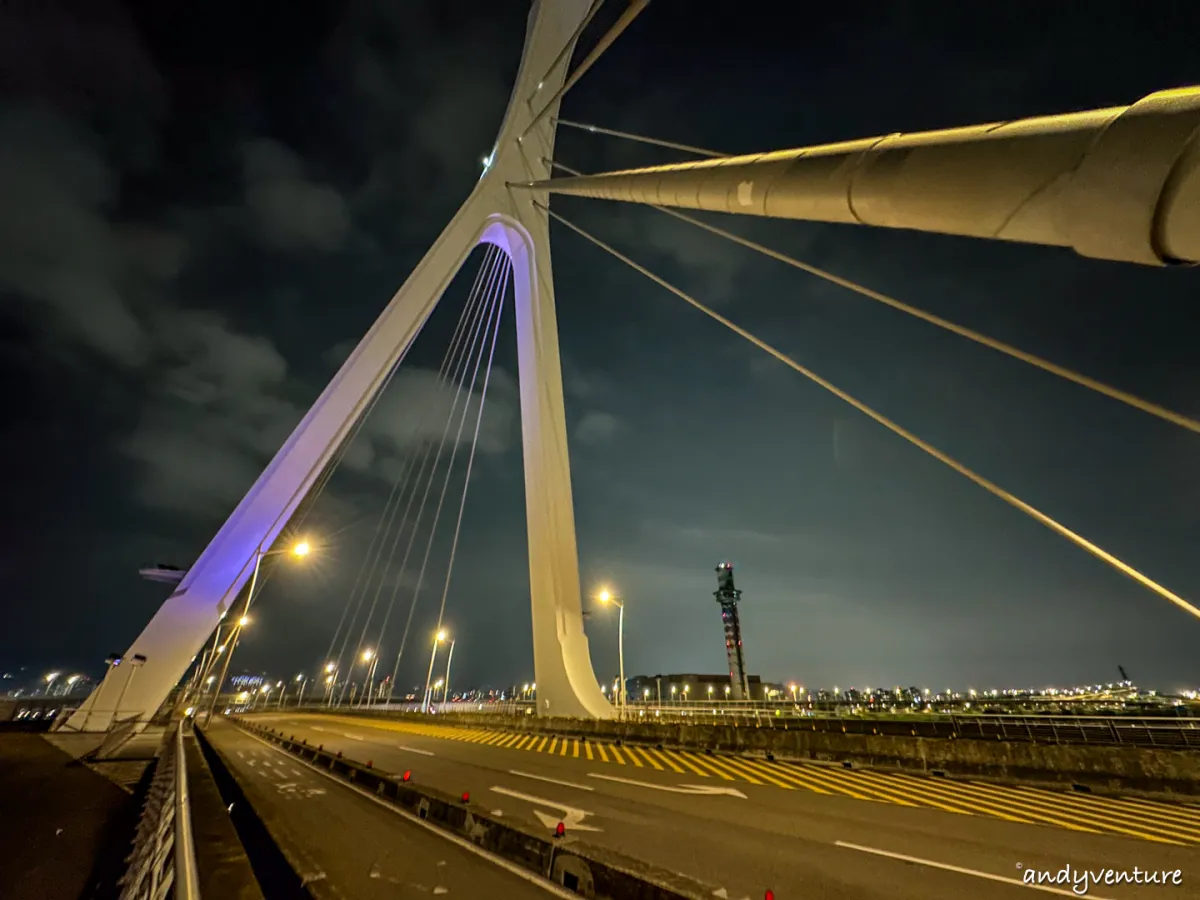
[833,842,1119,899]
[489,786,602,832]
[509,770,594,791]
[397,745,436,756]
[588,773,747,799]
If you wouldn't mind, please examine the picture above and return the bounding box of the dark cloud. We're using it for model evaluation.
[575,410,622,446]
[242,139,351,252]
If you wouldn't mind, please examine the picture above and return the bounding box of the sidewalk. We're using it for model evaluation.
[0,733,143,899]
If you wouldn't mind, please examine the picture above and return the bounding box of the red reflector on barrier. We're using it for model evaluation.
[402,770,411,782]
[555,822,565,838]
[765,891,775,900]
[461,791,470,803]
[366,760,373,768]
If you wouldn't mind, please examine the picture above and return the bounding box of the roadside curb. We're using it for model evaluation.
[227,717,721,900]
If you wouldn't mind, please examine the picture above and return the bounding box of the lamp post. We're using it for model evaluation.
[81,653,123,732]
[421,630,448,713]
[204,538,312,726]
[295,674,307,708]
[359,649,377,708]
[441,638,456,712]
[110,655,147,727]
[597,588,624,716]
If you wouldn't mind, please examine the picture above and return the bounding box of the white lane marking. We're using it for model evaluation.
[588,773,747,799]
[509,770,594,791]
[833,842,1119,899]
[489,786,602,832]
[397,745,436,756]
[233,727,581,898]
[311,725,329,732]
[341,732,365,741]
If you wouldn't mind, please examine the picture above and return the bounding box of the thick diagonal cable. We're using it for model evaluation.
[541,202,1200,621]
[321,254,496,674]
[547,160,1199,435]
[344,249,506,696]
[527,0,605,104]
[383,254,509,700]
[522,0,652,138]
[330,249,501,699]
[430,259,510,644]
[322,247,498,678]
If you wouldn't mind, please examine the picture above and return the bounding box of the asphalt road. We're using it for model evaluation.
[203,719,575,900]
[249,711,1200,899]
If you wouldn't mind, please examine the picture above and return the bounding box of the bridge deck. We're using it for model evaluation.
[203,718,571,899]
[252,712,1197,899]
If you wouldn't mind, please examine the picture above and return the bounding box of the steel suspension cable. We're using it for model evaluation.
[384,255,510,701]
[547,160,1200,435]
[347,250,507,694]
[321,248,499,672]
[541,202,1200,621]
[332,250,502,703]
[431,259,511,646]
[331,249,501,698]
[409,266,508,710]
[553,119,726,158]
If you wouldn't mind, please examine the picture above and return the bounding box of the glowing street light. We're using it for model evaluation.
[422,630,449,713]
[204,537,315,726]
[596,587,625,715]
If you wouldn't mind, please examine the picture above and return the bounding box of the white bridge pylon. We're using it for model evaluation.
[65,0,611,732]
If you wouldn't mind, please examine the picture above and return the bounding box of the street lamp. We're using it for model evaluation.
[204,538,314,726]
[597,588,624,716]
[359,649,379,708]
[422,630,448,713]
[441,638,456,712]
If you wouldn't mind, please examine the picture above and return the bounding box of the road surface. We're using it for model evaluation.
[203,719,575,899]
[248,711,1200,899]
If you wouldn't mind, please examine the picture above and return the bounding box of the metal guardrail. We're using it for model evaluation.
[118,720,201,900]
[609,708,1200,750]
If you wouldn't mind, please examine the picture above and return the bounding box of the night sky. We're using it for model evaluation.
[2,1,1198,696]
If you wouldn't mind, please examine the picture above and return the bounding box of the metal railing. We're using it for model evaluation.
[118,720,201,900]
[275,700,1200,751]
[606,706,1200,750]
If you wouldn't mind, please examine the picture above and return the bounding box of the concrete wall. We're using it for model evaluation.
[329,709,1200,798]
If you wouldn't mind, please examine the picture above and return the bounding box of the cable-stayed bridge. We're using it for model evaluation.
[18,2,1200,897]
